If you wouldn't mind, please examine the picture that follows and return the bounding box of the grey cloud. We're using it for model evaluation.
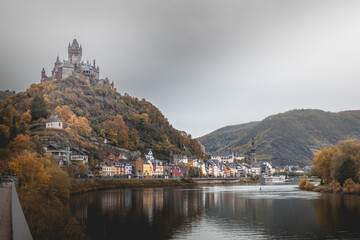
[1,0,360,137]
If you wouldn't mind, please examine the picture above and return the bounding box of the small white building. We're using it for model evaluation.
[210,152,235,163]
[46,113,63,129]
[251,166,261,176]
[144,149,154,161]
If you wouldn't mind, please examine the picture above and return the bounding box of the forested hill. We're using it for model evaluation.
[0,75,205,162]
[197,109,360,166]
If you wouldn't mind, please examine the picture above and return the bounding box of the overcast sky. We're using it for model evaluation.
[1,0,360,137]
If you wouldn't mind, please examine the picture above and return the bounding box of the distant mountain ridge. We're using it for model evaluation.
[197,109,360,166]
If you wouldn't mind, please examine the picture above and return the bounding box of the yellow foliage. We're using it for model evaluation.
[329,181,341,193]
[8,134,34,154]
[299,175,308,189]
[46,167,71,204]
[20,109,32,124]
[312,139,360,185]
[8,150,51,191]
[55,105,92,138]
[78,116,92,137]
[343,178,360,194]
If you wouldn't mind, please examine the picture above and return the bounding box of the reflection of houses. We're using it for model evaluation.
[46,113,63,129]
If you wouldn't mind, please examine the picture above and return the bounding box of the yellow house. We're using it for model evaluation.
[143,160,153,178]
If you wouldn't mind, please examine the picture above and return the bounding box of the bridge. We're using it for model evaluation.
[0,181,33,240]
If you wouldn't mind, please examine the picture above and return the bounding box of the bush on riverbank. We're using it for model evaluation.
[299,175,360,195]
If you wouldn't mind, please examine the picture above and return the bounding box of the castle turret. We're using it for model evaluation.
[41,68,47,80]
[68,38,82,63]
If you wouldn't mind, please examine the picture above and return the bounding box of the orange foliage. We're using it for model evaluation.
[7,134,34,154]
[8,150,51,191]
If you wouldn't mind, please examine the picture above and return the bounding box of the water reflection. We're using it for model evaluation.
[70,184,360,240]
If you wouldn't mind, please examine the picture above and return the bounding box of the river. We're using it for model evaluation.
[70,183,360,239]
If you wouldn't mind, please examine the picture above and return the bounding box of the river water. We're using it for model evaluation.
[70,184,360,239]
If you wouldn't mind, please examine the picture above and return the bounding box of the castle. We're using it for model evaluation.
[41,38,100,81]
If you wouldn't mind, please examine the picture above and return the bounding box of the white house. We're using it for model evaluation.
[70,148,89,164]
[251,165,261,176]
[46,113,63,129]
[210,152,235,163]
[144,149,154,161]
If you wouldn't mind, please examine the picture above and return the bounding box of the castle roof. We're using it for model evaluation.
[69,38,80,49]
[62,61,73,68]
[47,113,62,123]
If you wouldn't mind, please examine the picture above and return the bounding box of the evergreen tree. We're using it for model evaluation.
[30,95,48,120]
[338,158,358,185]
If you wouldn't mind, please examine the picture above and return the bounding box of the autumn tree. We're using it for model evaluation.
[100,114,129,148]
[8,150,51,190]
[338,158,357,185]
[78,116,92,137]
[30,95,48,120]
[0,124,10,148]
[55,105,92,138]
[19,109,32,133]
[312,147,334,184]
[7,134,34,155]
[46,167,71,204]
[0,105,20,140]
[311,139,360,185]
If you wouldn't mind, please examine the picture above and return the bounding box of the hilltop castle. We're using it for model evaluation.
[41,38,100,81]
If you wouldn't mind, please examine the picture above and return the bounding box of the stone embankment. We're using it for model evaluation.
[0,182,33,240]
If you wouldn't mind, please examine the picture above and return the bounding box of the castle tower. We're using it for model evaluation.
[68,38,82,63]
[41,68,47,80]
[250,138,257,165]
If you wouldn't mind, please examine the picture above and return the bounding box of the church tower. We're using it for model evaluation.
[68,38,82,63]
[250,138,257,165]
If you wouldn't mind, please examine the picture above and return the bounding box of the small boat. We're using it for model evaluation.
[264,175,286,183]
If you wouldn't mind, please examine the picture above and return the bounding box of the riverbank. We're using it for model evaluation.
[299,177,360,195]
[70,178,259,194]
